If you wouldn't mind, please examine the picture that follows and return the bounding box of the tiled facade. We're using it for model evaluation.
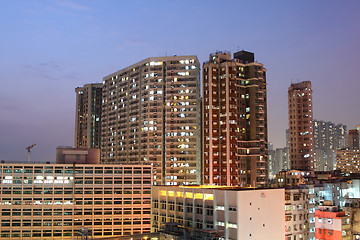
[202,51,268,187]
[101,56,201,186]
[0,164,152,239]
[75,83,103,149]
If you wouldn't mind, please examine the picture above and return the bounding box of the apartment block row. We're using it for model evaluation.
[269,120,348,178]
[75,50,268,187]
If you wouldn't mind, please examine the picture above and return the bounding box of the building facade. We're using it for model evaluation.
[288,81,314,170]
[151,186,285,240]
[336,148,360,174]
[0,163,152,239]
[315,205,351,240]
[273,147,290,176]
[348,130,359,150]
[285,186,316,240]
[313,120,347,171]
[75,83,103,149]
[268,143,276,178]
[202,50,268,187]
[344,198,360,239]
[101,56,201,185]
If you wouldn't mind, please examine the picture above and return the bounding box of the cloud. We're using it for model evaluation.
[0,105,21,111]
[124,35,151,47]
[56,0,92,11]
[23,61,81,82]
[115,35,152,51]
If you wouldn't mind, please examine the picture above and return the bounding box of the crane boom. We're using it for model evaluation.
[26,144,36,163]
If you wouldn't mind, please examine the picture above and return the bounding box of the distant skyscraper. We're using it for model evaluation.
[274,147,290,175]
[271,129,290,176]
[202,50,268,187]
[334,124,347,150]
[101,56,201,186]
[313,120,347,171]
[288,81,314,170]
[268,143,276,178]
[348,129,359,150]
[75,83,103,148]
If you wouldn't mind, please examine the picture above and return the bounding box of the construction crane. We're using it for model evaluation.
[26,144,36,163]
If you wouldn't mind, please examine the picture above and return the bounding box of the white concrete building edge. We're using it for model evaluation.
[151,186,285,240]
[234,189,285,240]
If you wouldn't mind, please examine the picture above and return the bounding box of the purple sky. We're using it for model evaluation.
[1,1,359,162]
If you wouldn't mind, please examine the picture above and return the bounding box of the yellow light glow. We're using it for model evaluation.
[204,194,214,200]
[195,193,203,199]
[185,192,193,198]
[168,191,174,197]
[176,192,183,198]
[160,191,167,196]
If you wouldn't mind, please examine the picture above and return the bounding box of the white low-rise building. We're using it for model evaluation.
[152,186,285,240]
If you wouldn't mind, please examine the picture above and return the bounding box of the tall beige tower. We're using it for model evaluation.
[101,56,201,185]
[202,50,268,187]
[288,81,314,170]
[75,83,103,149]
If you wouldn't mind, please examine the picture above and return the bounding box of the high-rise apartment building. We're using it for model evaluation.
[101,56,201,185]
[348,129,359,150]
[273,147,290,175]
[202,50,268,187]
[271,129,291,176]
[313,120,347,171]
[75,83,103,148]
[288,81,314,170]
[334,124,347,150]
[268,143,276,178]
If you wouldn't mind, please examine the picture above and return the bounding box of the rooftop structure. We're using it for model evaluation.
[56,146,100,164]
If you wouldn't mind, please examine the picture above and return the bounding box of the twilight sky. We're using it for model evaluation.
[1,0,359,162]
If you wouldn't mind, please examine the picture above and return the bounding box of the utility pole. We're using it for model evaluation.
[26,144,36,163]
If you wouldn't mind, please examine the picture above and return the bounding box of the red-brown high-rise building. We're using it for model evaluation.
[202,50,268,187]
[288,81,314,170]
